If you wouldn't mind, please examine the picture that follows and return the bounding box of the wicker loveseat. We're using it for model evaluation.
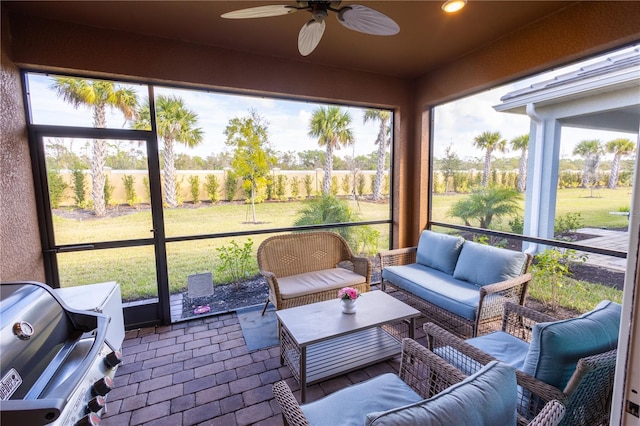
[272,338,566,426]
[424,301,621,425]
[379,230,532,337]
[257,231,372,314]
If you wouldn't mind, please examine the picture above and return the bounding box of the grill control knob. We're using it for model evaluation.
[92,376,113,396]
[77,412,100,425]
[104,351,122,369]
[87,395,106,413]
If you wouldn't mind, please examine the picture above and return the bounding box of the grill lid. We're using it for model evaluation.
[0,281,110,424]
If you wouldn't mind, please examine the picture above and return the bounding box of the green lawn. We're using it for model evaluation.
[432,187,631,230]
[54,199,390,300]
[54,188,628,309]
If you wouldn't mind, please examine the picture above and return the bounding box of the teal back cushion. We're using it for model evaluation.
[522,300,621,390]
[452,240,527,286]
[416,230,464,275]
[365,361,517,426]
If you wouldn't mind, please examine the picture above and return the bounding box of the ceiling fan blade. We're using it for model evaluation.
[337,4,399,36]
[221,5,296,19]
[298,19,326,56]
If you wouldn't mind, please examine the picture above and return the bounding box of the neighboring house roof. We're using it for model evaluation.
[494,47,640,133]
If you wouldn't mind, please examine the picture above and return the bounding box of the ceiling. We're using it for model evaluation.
[3,1,575,79]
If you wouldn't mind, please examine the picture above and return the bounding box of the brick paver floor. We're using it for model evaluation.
[102,309,424,426]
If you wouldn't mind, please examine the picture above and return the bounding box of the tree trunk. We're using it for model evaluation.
[91,139,107,217]
[482,149,492,187]
[164,138,177,208]
[581,156,590,187]
[251,185,257,223]
[372,125,387,200]
[323,144,333,195]
[608,153,620,189]
[517,148,527,192]
[91,104,107,217]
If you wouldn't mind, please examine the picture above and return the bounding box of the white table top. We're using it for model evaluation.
[276,290,420,346]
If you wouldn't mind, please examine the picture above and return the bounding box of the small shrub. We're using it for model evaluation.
[555,212,584,235]
[72,168,86,206]
[533,248,587,312]
[204,174,220,203]
[353,226,380,256]
[330,176,339,196]
[357,174,366,196]
[122,174,136,206]
[290,176,300,199]
[341,175,350,195]
[303,175,313,198]
[188,175,200,204]
[47,169,67,208]
[509,215,524,235]
[276,175,288,200]
[265,176,275,200]
[142,176,151,203]
[215,239,254,288]
[103,175,114,206]
[225,172,237,202]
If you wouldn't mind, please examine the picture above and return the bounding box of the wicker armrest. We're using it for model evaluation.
[480,273,532,296]
[501,302,557,342]
[272,380,310,426]
[349,255,373,280]
[377,246,417,268]
[528,400,566,426]
[398,338,467,398]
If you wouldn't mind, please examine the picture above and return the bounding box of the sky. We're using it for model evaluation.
[28,76,381,159]
[433,44,639,161]
[27,44,637,163]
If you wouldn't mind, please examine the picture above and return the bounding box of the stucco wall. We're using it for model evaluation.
[0,13,45,283]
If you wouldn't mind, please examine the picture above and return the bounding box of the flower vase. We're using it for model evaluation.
[341,298,357,314]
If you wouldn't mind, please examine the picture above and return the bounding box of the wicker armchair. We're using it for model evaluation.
[257,231,371,314]
[424,302,619,426]
[378,234,533,338]
[272,338,565,426]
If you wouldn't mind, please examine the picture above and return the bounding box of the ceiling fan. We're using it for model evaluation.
[221,1,399,56]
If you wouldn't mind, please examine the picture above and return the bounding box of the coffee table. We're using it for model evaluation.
[276,290,421,402]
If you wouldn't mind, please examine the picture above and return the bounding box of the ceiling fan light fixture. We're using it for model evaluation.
[441,0,467,13]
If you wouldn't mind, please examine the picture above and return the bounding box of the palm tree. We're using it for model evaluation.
[308,106,354,195]
[573,139,603,190]
[51,78,138,216]
[473,131,508,187]
[510,134,529,192]
[363,109,391,200]
[134,95,203,208]
[605,138,635,188]
[447,186,522,229]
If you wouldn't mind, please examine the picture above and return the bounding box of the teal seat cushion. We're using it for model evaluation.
[301,373,422,426]
[453,241,528,286]
[382,264,479,320]
[522,300,621,390]
[416,230,464,275]
[365,361,517,426]
[435,331,529,376]
[467,331,530,371]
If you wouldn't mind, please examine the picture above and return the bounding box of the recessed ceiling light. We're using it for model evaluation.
[442,0,467,13]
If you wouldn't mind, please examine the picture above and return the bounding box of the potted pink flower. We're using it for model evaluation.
[338,287,360,314]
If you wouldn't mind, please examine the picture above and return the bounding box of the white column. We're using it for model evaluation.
[523,103,562,253]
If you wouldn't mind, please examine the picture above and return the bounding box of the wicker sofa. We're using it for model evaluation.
[272,338,566,426]
[424,301,621,425]
[379,230,532,338]
[257,231,372,314]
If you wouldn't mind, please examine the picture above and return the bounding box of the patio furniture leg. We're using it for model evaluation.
[261,297,270,315]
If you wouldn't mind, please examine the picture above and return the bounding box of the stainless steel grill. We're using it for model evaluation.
[0,281,122,425]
